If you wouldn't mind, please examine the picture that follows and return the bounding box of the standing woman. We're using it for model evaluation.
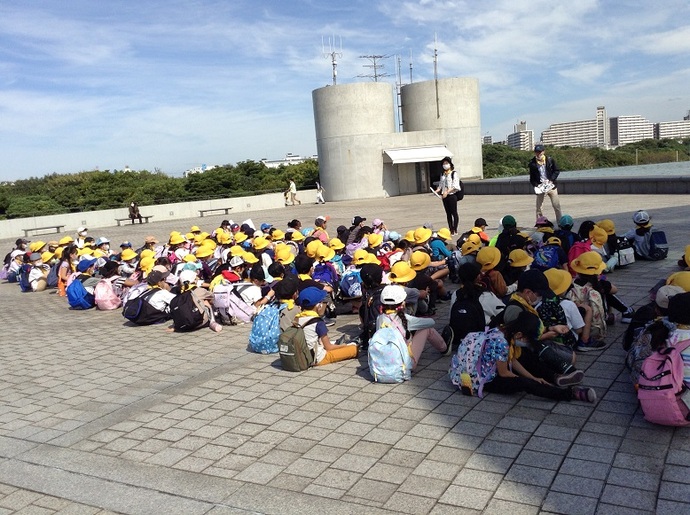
[435,157,462,236]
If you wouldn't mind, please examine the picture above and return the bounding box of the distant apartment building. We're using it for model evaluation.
[506,121,534,151]
[655,119,690,140]
[260,153,317,169]
[541,106,607,148]
[609,115,654,146]
[482,135,493,145]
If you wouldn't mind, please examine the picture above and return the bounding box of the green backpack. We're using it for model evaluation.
[279,317,320,371]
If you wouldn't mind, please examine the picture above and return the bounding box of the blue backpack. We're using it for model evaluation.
[66,277,95,309]
[367,316,413,383]
[649,231,668,260]
[248,302,282,354]
[532,245,560,271]
[46,262,59,288]
[313,263,337,286]
[340,270,362,298]
[18,264,32,292]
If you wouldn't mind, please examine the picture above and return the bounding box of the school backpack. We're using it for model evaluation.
[637,339,690,426]
[248,302,282,354]
[448,329,494,398]
[279,317,320,371]
[18,264,32,292]
[94,277,122,311]
[339,270,362,298]
[649,230,669,260]
[625,327,653,386]
[532,245,561,271]
[46,262,59,288]
[213,282,256,324]
[449,295,485,350]
[368,317,413,383]
[0,263,8,281]
[361,286,384,347]
[616,237,635,267]
[313,263,338,286]
[66,277,95,309]
[169,290,206,331]
[122,289,169,325]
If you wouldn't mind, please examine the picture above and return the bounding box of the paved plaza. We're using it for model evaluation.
[1,192,690,514]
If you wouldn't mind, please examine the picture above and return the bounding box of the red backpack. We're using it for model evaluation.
[637,340,690,426]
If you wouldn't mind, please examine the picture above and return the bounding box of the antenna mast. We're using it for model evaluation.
[322,36,343,85]
[409,49,413,83]
[433,33,440,118]
[357,54,391,82]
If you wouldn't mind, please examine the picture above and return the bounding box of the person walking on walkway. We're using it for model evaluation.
[287,178,301,206]
[529,144,562,223]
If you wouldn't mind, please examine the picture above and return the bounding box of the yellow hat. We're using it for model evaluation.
[589,226,608,246]
[476,246,501,271]
[271,229,285,241]
[467,234,482,245]
[54,247,64,258]
[200,239,217,250]
[120,248,138,261]
[545,268,573,296]
[353,249,380,265]
[216,232,231,245]
[242,251,259,264]
[403,230,416,242]
[508,249,533,268]
[41,251,55,262]
[234,232,248,244]
[229,245,245,257]
[596,219,616,236]
[367,233,383,248]
[169,233,186,245]
[59,236,74,245]
[389,261,417,283]
[29,241,46,253]
[190,225,201,233]
[185,232,195,241]
[410,251,431,271]
[290,231,305,242]
[253,236,270,250]
[92,249,105,258]
[413,227,432,245]
[461,240,480,256]
[546,236,562,246]
[570,251,606,276]
[183,254,198,263]
[195,246,213,258]
[193,233,207,245]
[78,247,94,257]
[437,228,452,241]
[667,271,690,292]
[140,249,155,259]
[317,245,335,262]
[139,256,155,274]
[275,247,295,265]
[329,238,345,250]
[306,240,323,258]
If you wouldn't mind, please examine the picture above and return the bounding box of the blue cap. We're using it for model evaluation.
[260,223,272,231]
[298,286,328,308]
[120,241,132,248]
[77,258,97,272]
[558,215,574,229]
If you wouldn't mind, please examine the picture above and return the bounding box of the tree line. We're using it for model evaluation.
[0,159,319,219]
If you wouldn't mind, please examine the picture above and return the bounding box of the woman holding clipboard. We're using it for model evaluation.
[529,144,562,222]
[434,157,463,236]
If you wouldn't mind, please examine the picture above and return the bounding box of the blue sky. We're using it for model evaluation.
[1,0,689,181]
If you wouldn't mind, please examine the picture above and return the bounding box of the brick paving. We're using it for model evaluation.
[1,192,689,514]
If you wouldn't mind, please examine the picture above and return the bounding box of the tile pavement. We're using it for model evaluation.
[1,192,690,514]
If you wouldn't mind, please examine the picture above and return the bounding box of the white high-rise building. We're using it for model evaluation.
[541,118,599,148]
[596,106,609,148]
[655,120,690,140]
[610,115,654,146]
[506,121,534,151]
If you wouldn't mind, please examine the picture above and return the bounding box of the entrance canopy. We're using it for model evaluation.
[382,145,452,165]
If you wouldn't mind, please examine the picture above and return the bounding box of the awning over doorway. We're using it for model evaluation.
[382,145,453,165]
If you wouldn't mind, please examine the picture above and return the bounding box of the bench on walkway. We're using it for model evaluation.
[115,215,154,226]
[22,225,65,238]
[199,207,233,217]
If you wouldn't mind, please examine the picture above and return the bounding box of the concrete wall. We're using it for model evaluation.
[463,176,690,195]
[0,190,316,241]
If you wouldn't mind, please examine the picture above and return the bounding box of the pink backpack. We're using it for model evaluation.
[94,277,122,311]
[637,339,690,426]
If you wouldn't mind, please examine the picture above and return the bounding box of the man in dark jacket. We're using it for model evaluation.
[528,144,562,223]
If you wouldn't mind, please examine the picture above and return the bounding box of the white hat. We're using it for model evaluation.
[178,269,198,285]
[77,226,87,234]
[380,284,407,305]
[229,255,244,267]
[11,250,25,259]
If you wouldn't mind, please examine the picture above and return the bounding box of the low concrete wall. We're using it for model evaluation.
[0,190,316,241]
[464,176,690,195]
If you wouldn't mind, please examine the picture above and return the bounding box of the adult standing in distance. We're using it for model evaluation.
[287,178,301,206]
[435,156,462,236]
[529,143,562,223]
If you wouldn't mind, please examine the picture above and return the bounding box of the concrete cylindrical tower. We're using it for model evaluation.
[401,78,482,179]
[313,82,395,201]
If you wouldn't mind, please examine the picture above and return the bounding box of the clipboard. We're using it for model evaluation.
[430,187,442,199]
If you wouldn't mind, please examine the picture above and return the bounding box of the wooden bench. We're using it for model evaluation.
[115,215,154,226]
[22,225,65,238]
[198,207,233,217]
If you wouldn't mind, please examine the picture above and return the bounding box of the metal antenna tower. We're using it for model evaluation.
[433,33,440,118]
[409,48,413,83]
[322,36,343,85]
[357,54,391,82]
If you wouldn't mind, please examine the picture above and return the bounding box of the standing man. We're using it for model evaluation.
[287,178,301,206]
[529,144,562,223]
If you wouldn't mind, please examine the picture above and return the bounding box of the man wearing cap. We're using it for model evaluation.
[529,144,562,223]
[75,227,88,249]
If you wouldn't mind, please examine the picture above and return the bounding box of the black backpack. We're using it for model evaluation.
[170,290,206,332]
[360,286,384,348]
[122,289,170,325]
[449,295,485,350]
